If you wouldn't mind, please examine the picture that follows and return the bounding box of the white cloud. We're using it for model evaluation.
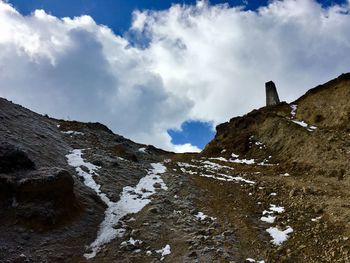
[0,1,193,151]
[133,0,350,124]
[0,0,350,151]
[173,143,201,153]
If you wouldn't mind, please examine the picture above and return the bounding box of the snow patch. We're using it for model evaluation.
[66,150,167,259]
[292,120,308,127]
[246,258,266,263]
[311,216,322,222]
[138,147,147,153]
[261,204,284,224]
[260,215,276,223]
[290,104,297,118]
[195,212,216,221]
[280,173,290,177]
[62,130,84,135]
[229,153,273,166]
[66,149,101,193]
[120,237,143,247]
[202,160,234,170]
[231,158,255,165]
[218,173,255,184]
[156,244,171,261]
[177,162,198,168]
[209,157,228,162]
[177,160,254,185]
[269,204,285,213]
[249,136,267,150]
[180,167,197,175]
[266,226,293,245]
[292,120,317,132]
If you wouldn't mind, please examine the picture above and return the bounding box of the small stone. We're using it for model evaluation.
[148,207,159,214]
[131,229,140,236]
[289,189,296,197]
[222,230,233,236]
[298,245,306,250]
[153,183,162,188]
[188,251,197,258]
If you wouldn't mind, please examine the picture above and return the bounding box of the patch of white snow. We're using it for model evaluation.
[209,157,228,162]
[62,130,84,135]
[156,244,171,261]
[138,147,147,153]
[290,104,297,118]
[261,215,276,223]
[246,258,266,263]
[195,212,216,221]
[292,120,317,132]
[66,150,167,259]
[269,204,285,213]
[311,216,322,222]
[280,173,290,177]
[266,226,293,245]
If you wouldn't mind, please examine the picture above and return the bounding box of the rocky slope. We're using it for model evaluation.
[0,98,170,262]
[1,73,350,263]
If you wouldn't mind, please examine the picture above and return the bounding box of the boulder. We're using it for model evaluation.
[16,167,74,202]
[0,167,79,228]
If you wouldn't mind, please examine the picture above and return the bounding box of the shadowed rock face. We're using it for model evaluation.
[0,163,79,228]
[14,168,74,202]
[0,143,35,173]
[0,143,74,205]
[265,81,280,106]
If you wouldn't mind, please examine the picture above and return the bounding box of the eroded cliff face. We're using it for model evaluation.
[1,73,350,263]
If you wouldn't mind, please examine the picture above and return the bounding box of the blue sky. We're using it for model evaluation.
[3,0,349,151]
[168,121,215,149]
[8,0,345,34]
[9,0,264,34]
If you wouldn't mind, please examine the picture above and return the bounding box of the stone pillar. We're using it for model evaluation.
[265,81,280,106]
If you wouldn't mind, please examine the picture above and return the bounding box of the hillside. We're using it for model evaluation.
[1,73,350,262]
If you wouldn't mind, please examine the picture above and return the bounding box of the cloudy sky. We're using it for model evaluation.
[1,0,349,152]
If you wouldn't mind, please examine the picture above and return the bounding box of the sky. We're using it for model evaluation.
[0,0,349,152]
[6,0,272,34]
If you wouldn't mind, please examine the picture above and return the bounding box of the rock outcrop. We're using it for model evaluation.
[204,73,350,177]
[0,166,77,227]
[265,81,280,106]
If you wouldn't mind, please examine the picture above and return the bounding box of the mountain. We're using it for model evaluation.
[1,73,350,262]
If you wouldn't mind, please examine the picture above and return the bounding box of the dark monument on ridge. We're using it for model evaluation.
[265,81,280,106]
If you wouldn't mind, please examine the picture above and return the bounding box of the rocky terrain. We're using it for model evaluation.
[1,73,350,262]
